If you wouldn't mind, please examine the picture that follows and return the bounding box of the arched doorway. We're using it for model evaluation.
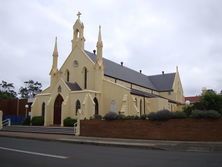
[93,97,99,115]
[54,94,64,125]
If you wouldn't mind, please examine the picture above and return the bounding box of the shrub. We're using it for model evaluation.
[117,114,126,120]
[147,109,173,121]
[103,112,119,120]
[90,114,102,120]
[22,116,31,125]
[190,110,221,119]
[31,116,44,126]
[124,115,140,120]
[140,114,147,120]
[63,117,77,127]
[172,111,187,119]
[183,105,193,116]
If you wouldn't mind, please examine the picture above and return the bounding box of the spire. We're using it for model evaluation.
[50,37,58,75]
[176,66,179,73]
[53,36,58,57]
[97,25,103,47]
[96,25,103,65]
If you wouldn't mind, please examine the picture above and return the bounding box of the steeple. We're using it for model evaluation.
[72,11,85,49]
[50,37,58,75]
[96,25,103,66]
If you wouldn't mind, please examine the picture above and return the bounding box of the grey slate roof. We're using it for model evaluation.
[130,89,158,98]
[85,50,175,91]
[66,82,82,91]
[149,73,175,91]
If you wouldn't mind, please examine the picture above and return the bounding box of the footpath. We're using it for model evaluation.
[0,131,222,152]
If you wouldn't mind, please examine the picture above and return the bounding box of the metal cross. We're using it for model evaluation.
[77,11,81,19]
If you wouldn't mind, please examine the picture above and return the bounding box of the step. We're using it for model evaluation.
[1,125,74,135]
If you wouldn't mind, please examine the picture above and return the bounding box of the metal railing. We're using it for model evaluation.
[2,119,11,127]
[74,122,77,134]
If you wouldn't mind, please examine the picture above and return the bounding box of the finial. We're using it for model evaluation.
[77,11,81,19]
[176,66,179,73]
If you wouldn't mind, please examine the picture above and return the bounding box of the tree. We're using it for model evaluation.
[0,80,17,99]
[19,80,42,98]
[200,90,222,112]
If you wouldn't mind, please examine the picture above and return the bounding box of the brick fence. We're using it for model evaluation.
[80,119,222,141]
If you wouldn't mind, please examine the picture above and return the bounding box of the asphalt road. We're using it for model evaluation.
[0,137,221,167]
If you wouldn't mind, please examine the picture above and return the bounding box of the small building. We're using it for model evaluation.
[31,13,185,126]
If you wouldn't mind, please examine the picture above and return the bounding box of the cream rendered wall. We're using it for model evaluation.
[147,97,169,112]
[103,79,130,115]
[59,47,95,90]
[104,76,116,83]
[116,80,131,88]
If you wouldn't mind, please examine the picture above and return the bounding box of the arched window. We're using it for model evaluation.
[75,100,81,115]
[135,98,137,107]
[93,97,99,115]
[140,99,142,116]
[66,70,70,82]
[41,102,45,117]
[83,67,88,89]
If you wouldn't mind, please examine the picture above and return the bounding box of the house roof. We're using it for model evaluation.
[85,50,175,91]
[66,82,82,91]
[185,96,201,104]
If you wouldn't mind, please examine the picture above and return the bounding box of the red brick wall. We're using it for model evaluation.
[80,119,222,141]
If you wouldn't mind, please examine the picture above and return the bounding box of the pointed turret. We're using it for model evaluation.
[94,25,104,92]
[50,37,58,75]
[72,12,85,49]
[96,25,103,66]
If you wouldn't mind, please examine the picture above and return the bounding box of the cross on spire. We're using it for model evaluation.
[77,11,81,19]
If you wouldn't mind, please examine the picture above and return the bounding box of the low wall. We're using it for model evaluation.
[80,119,222,141]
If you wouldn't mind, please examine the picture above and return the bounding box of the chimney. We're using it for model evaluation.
[162,71,164,75]
[93,49,96,54]
[121,62,123,66]
[139,70,142,73]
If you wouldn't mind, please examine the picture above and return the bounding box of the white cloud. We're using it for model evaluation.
[0,0,222,96]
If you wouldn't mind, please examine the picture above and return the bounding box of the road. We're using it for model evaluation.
[0,137,221,167]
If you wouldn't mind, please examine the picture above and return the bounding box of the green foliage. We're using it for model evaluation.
[103,112,119,120]
[183,105,193,116]
[190,110,221,119]
[140,114,147,120]
[22,116,31,125]
[63,117,77,127]
[172,111,187,119]
[147,109,173,121]
[124,115,140,120]
[19,80,42,98]
[90,114,103,120]
[0,80,17,99]
[200,90,222,111]
[31,116,44,126]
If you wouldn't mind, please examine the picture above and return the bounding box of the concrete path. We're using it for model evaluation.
[0,131,222,152]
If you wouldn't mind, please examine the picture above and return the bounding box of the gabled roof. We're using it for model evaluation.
[66,82,82,91]
[85,50,175,91]
[149,73,175,91]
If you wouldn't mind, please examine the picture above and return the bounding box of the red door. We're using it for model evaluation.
[54,94,63,125]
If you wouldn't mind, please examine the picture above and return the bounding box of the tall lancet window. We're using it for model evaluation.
[83,67,87,89]
[66,70,70,82]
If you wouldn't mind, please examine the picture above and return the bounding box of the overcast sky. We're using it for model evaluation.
[1,0,222,96]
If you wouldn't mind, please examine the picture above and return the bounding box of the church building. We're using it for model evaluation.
[31,13,185,126]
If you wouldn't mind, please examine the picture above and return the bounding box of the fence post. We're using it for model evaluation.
[0,110,2,130]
